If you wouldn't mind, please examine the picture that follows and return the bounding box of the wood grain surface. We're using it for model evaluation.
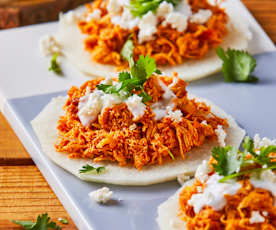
[0,0,275,229]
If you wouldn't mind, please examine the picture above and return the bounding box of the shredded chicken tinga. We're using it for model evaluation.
[179,165,276,229]
[55,75,227,170]
[78,0,228,68]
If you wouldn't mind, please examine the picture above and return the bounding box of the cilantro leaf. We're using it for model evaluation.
[119,72,132,81]
[48,53,62,75]
[96,84,118,95]
[212,137,276,182]
[129,0,181,17]
[255,145,276,166]
[212,146,242,176]
[12,213,61,230]
[97,55,159,103]
[243,136,256,156]
[138,89,152,103]
[121,38,134,67]
[58,218,68,224]
[216,47,258,83]
[131,55,157,81]
[79,164,105,174]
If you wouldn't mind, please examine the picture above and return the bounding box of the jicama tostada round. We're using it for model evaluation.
[157,135,276,229]
[53,0,251,81]
[31,62,245,185]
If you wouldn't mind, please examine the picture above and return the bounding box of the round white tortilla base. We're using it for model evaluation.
[54,1,251,81]
[31,95,245,186]
[156,179,195,230]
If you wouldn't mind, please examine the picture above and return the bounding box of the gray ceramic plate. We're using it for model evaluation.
[3,52,276,230]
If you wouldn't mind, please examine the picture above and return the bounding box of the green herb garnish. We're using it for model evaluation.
[121,37,134,67]
[49,53,62,75]
[168,149,175,160]
[129,0,181,17]
[58,217,68,224]
[79,164,105,174]
[12,213,61,230]
[216,47,258,83]
[97,55,161,103]
[212,137,276,182]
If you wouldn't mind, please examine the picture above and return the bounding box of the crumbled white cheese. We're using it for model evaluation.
[188,174,241,213]
[215,125,227,147]
[101,93,122,109]
[262,211,268,216]
[162,12,188,32]
[129,123,137,131]
[39,35,61,56]
[254,134,276,149]
[201,120,207,125]
[111,8,139,29]
[190,9,212,24]
[89,187,113,204]
[177,174,191,185]
[249,211,265,224]
[107,0,123,15]
[250,170,276,204]
[86,9,102,21]
[167,107,183,123]
[107,0,211,43]
[138,11,158,43]
[158,79,176,101]
[125,94,146,120]
[156,1,173,18]
[78,90,104,126]
[195,160,212,183]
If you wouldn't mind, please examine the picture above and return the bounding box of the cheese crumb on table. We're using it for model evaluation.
[39,35,61,56]
[89,187,113,204]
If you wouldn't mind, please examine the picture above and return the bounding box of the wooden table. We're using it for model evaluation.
[0,0,275,229]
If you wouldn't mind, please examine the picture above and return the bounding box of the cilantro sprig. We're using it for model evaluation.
[216,47,258,83]
[49,53,62,75]
[121,37,134,67]
[12,213,61,230]
[129,0,181,17]
[79,164,105,174]
[97,55,161,103]
[212,136,276,182]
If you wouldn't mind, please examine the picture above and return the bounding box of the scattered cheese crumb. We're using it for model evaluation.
[197,186,203,193]
[262,211,268,216]
[195,160,212,183]
[177,174,191,185]
[215,125,227,147]
[201,120,207,125]
[156,1,173,18]
[190,9,212,24]
[107,0,122,15]
[129,123,137,131]
[138,11,158,43]
[39,35,61,56]
[254,134,276,149]
[89,187,113,204]
[86,9,102,21]
[249,211,265,224]
[125,94,146,120]
[167,108,183,123]
[162,12,188,32]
